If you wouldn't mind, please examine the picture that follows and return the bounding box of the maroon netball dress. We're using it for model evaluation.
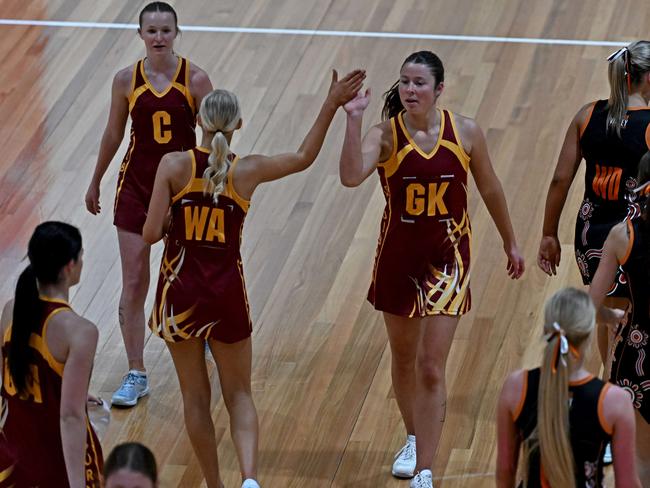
[150,147,253,343]
[0,297,103,487]
[369,109,472,317]
[114,56,197,234]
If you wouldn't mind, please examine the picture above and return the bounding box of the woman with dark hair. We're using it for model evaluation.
[104,442,157,488]
[143,71,365,488]
[538,40,650,365]
[338,51,524,487]
[496,287,639,488]
[84,1,213,407]
[0,222,103,487]
[590,151,650,485]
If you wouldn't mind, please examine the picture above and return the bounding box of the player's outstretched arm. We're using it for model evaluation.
[233,69,366,199]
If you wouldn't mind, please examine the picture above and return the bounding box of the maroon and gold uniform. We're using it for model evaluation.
[0,297,103,487]
[114,56,197,234]
[150,147,252,343]
[368,110,471,317]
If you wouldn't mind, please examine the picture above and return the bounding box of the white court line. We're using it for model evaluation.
[0,18,627,47]
[435,471,495,480]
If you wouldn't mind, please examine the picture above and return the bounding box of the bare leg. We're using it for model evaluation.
[636,410,650,488]
[384,312,421,435]
[167,339,225,488]
[599,297,629,373]
[209,338,259,482]
[413,315,458,472]
[116,229,151,371]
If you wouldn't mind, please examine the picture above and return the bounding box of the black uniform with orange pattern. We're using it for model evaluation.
[368,109,471,317]
[114,56,197,234]
[513,368,612,488]
[612,216,650,423]
[0,297,103,487]
[575,100,650,295]
[149,147,252,343]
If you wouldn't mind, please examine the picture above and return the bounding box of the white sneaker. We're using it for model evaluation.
[410,469,433,488]
[392,434,416,478]
[603,442,613,465]
[241,480,260,488]
[111,370,149,407]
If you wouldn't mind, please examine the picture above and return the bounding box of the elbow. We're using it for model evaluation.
[142,230,160,245]
[60,409,85,424]
[340,175,362,188]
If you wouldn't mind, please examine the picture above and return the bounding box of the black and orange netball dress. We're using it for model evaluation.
[114,56,197,234]
[576,100,650,294]
[369,109,471,317]
[513,368,612,487]
[0,298,103,488]
[149,147,252,343]
[612,217,650,422]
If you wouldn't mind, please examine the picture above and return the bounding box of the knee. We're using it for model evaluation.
[416,356,445,391]
[391,350,416,375]
[221,384,252,412]
[182,392,212,423]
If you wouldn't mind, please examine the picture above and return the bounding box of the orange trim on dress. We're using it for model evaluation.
[140,56,183,98]
[621,218,635,266]
[569,374,594,386]
[511,370,528,422]
[398,110,444,159]
[598,382,614,435]
[579,101,597,138]
[645,123,650,150]
[446,110,471,162]
[224,156,250,212]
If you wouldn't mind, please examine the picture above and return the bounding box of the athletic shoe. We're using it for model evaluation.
[111,370,149,407]
[410,469,433,488]
[603,442,613,465]
[392,434,416,478]
[241,480,261,488]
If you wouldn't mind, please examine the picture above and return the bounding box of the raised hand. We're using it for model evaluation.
[343,87,371,117]
[327,69,366,107]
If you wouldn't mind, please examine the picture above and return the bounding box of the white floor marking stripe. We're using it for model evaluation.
[0,19,627,47]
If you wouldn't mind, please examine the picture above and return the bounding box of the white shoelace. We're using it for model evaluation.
[395,441,416,461]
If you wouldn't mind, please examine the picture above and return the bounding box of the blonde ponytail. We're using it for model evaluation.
[523,288,595,488]
[198,89,241,204]
[607,53,628,137]
[607,40,650,137]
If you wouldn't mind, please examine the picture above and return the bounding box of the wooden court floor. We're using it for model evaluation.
[1,0,647,486]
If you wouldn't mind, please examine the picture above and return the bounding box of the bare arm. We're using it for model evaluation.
[538,105,589,275]
[85,69,130,215]
[142,152,189,244]
[234,69,365,199]
[464,117,524,278]
[604,385,642,487]
[59,316,98,488]
[338,89,392,187]
[189,64,213,115]
[589,222,629,320]
[496,371,524,487]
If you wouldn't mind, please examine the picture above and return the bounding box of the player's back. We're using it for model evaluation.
[0,298,102,487]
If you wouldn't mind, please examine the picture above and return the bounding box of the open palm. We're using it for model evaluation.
[343,89,371,116]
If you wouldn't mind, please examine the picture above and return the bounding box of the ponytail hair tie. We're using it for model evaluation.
[607,46,632,92]
[546,321,570,374]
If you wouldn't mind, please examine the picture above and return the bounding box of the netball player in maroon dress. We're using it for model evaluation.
[142,71,365,488]
[339,51,524,488]
[84,2,212,407]
[0,222,103,487]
